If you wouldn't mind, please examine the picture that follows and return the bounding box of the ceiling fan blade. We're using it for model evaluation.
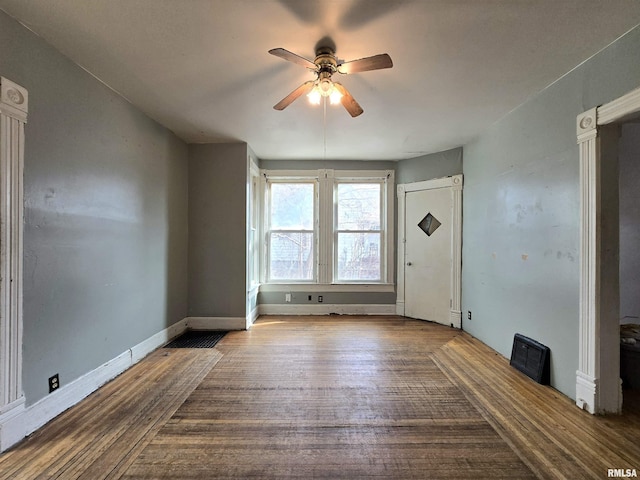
[333,83,364,117]
[273,80,316,111]
[338,53,393,74]
[269,48,317,70]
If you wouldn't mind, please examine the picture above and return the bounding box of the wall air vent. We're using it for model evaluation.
[510,334,550,385]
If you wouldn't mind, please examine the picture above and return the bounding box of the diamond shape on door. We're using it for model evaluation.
[417,212,441,236]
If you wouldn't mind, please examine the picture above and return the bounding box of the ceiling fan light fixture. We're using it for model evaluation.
[318,77,333,96]
[329,88,343,105]
[307,88,321,105]
[308,75,343,106]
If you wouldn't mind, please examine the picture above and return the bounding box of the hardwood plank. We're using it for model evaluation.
[1,316,638,479]
[0,348,222,479]
[122,317,535,479]
[433,334,640,479]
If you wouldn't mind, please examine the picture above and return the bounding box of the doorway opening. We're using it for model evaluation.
[576,86,640,414]
[618,121,640,412]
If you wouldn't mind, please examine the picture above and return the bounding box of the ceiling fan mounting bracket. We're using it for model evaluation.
[315,46,334,56]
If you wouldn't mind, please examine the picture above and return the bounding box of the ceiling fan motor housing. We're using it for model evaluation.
[314,47,338,73]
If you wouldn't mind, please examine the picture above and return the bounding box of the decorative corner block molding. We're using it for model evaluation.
[0,77,28,120]
[577,108,597,140]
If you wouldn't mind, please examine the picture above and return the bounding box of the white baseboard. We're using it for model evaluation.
[132,319,187,363]
[0,318,189,453]
[186,316,246,330]
[0,397,26,452]
[576,370,597,414]
[258,303,397,316]
[247,306,259,329]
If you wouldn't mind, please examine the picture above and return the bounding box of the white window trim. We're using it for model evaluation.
[259,283,395,293]
[263,173,319,283]
[260,168,394,287]
[334,176,385,283]
[248,160,261,290]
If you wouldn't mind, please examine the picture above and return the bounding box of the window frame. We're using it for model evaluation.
[261,169,394,289]
[333,179,384,283]
[248,163,261,289]
[264,175,319,283]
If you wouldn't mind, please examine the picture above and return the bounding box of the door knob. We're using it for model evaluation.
[406,262,412,266]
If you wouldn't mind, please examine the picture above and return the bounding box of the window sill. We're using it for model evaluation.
[259,283,395,293]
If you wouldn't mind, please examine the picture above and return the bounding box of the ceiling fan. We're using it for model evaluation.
[269,45,393,117]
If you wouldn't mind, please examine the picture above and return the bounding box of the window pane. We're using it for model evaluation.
[337,232,380,281]
[270,232,314,280]
[337,183,380,231]
[271,183,314,229]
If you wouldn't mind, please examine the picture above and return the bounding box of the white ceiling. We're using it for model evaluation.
[2,1,640,160]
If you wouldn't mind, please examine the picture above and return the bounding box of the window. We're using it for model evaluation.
[336,183,381,281]
[267,181,316,281]
[263,169,394,285]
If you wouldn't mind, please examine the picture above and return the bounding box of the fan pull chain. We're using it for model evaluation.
[323,96,327,161]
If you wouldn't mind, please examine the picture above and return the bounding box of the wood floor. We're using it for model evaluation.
[1,316,639,479]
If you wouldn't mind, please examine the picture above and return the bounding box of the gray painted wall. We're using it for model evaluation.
[259,159,397,171]
[619,123,640,325]
[396,147,463,185]
[461,25,640,399]
[188,143,248,318]
[258,291,396,306]
[0,11,189,405]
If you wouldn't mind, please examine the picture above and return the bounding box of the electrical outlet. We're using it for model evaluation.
[318,295,323,303]
[308,295,312,301]
[49,374,60,393]
[285,293,291,303]
[467,311,472,320]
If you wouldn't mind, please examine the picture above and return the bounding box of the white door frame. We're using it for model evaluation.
[397,175,463,328]
[0,77,28,450]
[576,85,640,414]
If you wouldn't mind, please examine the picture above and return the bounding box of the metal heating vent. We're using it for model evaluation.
[164,331,227,349]
[510,334,550,385]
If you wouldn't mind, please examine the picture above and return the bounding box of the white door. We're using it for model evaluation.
[404,186,453,326]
